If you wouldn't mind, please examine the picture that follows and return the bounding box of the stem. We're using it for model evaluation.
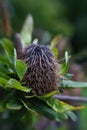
[53,95,87,103]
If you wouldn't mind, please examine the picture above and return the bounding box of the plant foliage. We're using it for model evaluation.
[0,36,87,125]
[0,16,87,129]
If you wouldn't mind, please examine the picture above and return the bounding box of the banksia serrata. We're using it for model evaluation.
[22,44,59,95]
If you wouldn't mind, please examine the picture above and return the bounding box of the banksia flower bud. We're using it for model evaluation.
[22,44,59,95]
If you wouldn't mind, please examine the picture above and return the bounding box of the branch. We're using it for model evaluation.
[53,95,87,103]
[0,0,13,36]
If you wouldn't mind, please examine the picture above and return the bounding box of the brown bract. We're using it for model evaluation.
[22,44,60,95]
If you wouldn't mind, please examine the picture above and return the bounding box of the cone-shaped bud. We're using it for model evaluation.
[22,44,59,95]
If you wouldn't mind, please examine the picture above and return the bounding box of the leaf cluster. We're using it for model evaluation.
[0,15,87,125]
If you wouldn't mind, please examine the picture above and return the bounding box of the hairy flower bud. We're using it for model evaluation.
[22,44,59,95]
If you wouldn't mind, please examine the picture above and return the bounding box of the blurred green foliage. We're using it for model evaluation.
[11,0,73,36]
[10,0,87,61]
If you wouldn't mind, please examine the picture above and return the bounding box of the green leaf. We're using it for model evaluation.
[16,60,27,80]
[51,48,58,59]
[14,48,17,67]
[6,79,31,92]
[0,54,9,66]
[0,40,5,55]
[25,95,36,98]
[39,90,59,99]
[6,102,22,110]
[59,51,70,75]
[45,97,80,113]
[66,111,77,121]
[27,98,67,121]
[50,35,62,49]
[20,14,34,47]
[2,38,14,64]
[0,77,8,87]
[0,77,31,92]
[2,38,14,52]
[65,51,69,64]
[0,65,10,75]
[65,73,73,79]
[0,72,10,80]
[59,62,69,75]
[21,100,37,114]
[60,79,87,88]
